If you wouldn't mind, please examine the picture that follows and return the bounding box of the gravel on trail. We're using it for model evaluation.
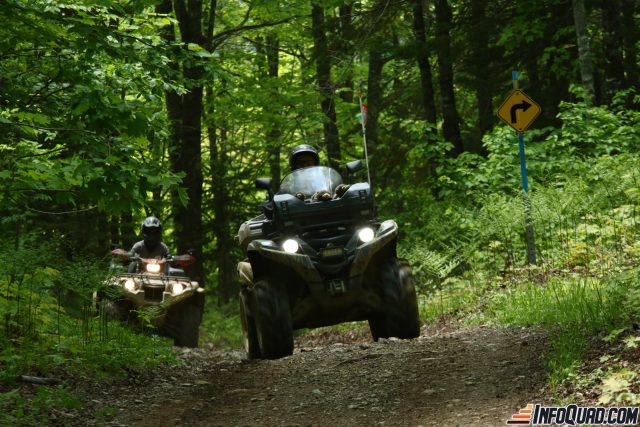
[70,324,548,427]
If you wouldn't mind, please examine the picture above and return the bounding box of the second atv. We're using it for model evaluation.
[97,249,204,347]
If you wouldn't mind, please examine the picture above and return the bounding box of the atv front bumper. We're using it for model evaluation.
[245,220,399,327]
[103,273,202,306]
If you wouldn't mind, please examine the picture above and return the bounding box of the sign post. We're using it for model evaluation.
[496,71,540,265]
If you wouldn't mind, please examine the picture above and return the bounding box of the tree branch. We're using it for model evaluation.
[0,122,95,134]
[14,147,66,160]
[241,36,307,61]
[204,0,218,49]
[211,16,298,49]
[25,205,98,215]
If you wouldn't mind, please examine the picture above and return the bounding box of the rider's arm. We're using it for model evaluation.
[161,242,171,259]
[127,241,143,273]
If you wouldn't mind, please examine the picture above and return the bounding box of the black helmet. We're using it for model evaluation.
[141,216,162,249]
[289,144,320,170]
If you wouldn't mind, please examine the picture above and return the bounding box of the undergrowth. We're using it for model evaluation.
[200,300,243,348]
[401,99,640,400]
[0,245,178,425]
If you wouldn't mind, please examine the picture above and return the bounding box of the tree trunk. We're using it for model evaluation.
[620,0,639,99]
[365,47,384,189]
[169,0,205,284]
[96,211,109,255]
[411,0,437,124]
[434,0,463,156]
[110,216,120,248]
[338,3,355,103]
[266,34,282,187]
[545,2,573,123]
[120,211,136,249]
[601,0,625,104]
[572,0,596,105]
[311,2,341,169]
[206,91,235,304]
[469,0,493,143]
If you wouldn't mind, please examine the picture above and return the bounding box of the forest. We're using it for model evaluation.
[1,0,639,424]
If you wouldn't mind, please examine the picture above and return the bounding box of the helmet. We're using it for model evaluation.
[289,144,320,171]
[141,216,162,249]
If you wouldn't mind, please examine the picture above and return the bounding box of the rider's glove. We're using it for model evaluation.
[312,190,332,201]
[335,184,350,198]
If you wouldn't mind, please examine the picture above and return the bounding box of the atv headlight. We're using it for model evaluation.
[146,263,161,273]
[358,227,375,243]
[124,279,137,291]
[172,283,184,295]
[282,239,299,253]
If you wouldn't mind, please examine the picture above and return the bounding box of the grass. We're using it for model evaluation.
[483,275,630,390]
[0,294,180,425]
[418,275,485,323]
[199,300,244,348]
[0,385,81,427]
[0,315,179,424]
[1,315,179,384]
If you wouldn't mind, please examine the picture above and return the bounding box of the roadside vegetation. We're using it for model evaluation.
[401,96,640,404]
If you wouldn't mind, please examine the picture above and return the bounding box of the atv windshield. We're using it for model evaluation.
[278,166,343,197]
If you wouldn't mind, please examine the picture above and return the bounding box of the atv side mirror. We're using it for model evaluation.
[346,160,363,174]
[256,177,274,201]
[346,160,363,184]
[111,248,130,263]
[173,254,196,267]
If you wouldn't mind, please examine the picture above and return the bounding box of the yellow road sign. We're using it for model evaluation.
[496,90,541,132]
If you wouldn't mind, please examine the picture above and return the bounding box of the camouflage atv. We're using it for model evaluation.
[97,249,205,347]
[237,161,420,359]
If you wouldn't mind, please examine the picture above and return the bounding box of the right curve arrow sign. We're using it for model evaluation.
[497,90,541,132]
[510,100,531,123]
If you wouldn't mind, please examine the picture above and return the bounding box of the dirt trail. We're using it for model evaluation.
[81,325,550,427]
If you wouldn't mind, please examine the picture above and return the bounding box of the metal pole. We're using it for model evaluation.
[518,132,537,264]
[513,71,537,265]
[358,80,372,187]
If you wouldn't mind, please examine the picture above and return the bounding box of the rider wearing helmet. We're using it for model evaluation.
[128,216,171,273]
[289,144,320,171]
[289,144,350,201]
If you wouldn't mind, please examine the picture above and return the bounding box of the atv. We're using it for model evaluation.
[237,161,420,359]
[97,249,205,347]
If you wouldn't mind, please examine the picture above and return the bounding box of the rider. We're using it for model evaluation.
[288,144,349,200]
[290,144,320,170]
[128,216,171,273]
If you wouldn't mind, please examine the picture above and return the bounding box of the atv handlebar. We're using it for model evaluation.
[110,249,196,267]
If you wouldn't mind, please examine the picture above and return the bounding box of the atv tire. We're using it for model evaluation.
[173,299,202,348]
[369,258,420,341]
[240,288,261,359]
[250,279,293,359]
[95,292,129,322]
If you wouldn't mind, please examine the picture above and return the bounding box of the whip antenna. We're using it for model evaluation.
[358,80,372,187]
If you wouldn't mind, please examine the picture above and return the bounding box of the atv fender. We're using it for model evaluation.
[349,220,399,283]
[247,240,323,283]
